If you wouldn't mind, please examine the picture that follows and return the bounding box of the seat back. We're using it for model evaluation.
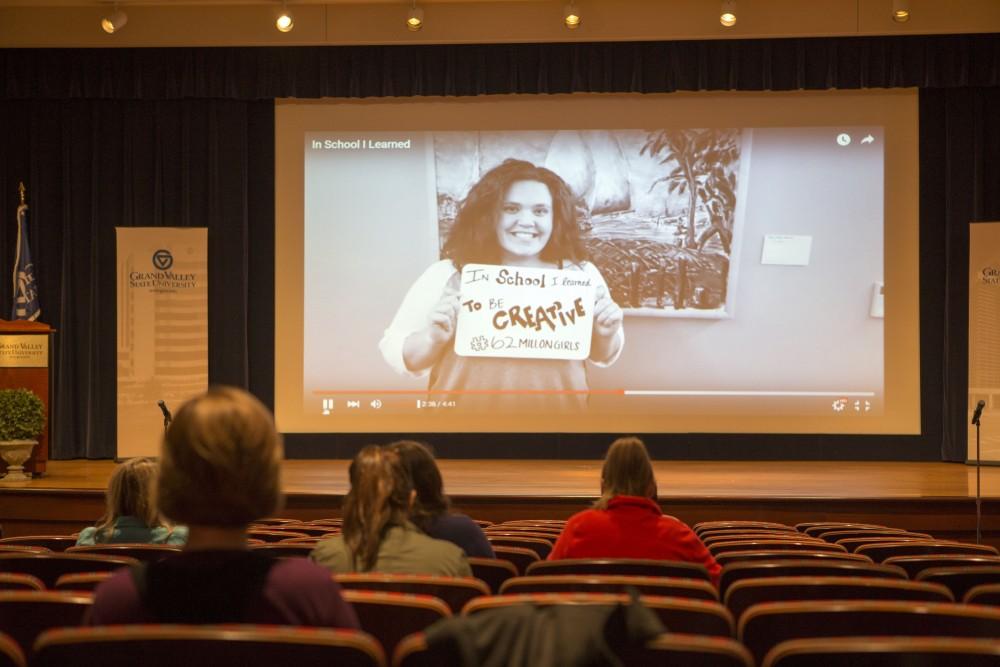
[335,574,489,614]
[710,540,846,556]
[883,554,1000,578]
[698,528,801,540]
[499,574,717,601]
[0,632,25,667]
[0,553,137,588]
[702,533,825,547]
[245,529,310,543]
[965,582,1000,605]
[485,536,551,559]
[342,590,450,659]
[53,572,114,592]
[0,537,77,552]
[0,591,92,657]
[739,600,1000,664]
[0,573,43,591]
[797,523,888,536]
[0,546,49,555]
[916,566,1000,600]
[695,522,793,535]
[463,593,734,637]
[762,636,1000,667]
[66,544,181,563]
[483,529,560,539]
[724,575,953,622]
[489,546,539,575]
[714,550,872,566]
[33,625,385,667]
[526,558,711,581]
[467,558,518,593]
[719,560,905,597]
[618,633,753,667]
[248,543,316,558]
[855,541,999,562]
[819,529,931,543]
[836,536,944,553]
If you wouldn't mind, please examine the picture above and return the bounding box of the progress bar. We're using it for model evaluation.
[623,390,877,397]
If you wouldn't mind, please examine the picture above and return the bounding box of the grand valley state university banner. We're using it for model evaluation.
[117,228,207,458]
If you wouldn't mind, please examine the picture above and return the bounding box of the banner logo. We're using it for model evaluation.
[152,249,174,270]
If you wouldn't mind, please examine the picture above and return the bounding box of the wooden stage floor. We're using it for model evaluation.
[3,459,1000,543]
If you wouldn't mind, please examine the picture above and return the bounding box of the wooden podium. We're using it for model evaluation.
[0,319,54,476]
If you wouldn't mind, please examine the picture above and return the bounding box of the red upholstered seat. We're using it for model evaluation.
[0,553,136,588]
[467,557,518,593]
[719,560,905,598]
[342,589,451,659]
[0,591,92,658]
[761,636,1000,667]
[499,574,718,601]
[335,573,489,614]
[66,544,181,563]
[0,536,77,552]
[490,546,539,575]
[0,573,44,591]
[0,632,25,667]
[526,558,711,581]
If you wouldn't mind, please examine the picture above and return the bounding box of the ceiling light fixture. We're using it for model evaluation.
[101,3,128,34]
[406,2,424,32]
[892,0,910,23]
[275,2,294,32]
[720,0,737,27]
[563,2,581,29]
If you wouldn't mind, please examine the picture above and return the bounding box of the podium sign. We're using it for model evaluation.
[0,320,53,475]
[0,335,48,367]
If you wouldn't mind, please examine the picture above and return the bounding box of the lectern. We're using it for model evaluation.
[0,319,54,476]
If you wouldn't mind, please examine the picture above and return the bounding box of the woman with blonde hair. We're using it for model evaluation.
[76,457,186,546]
[548,436,720,585]
[87,386,358,628]
[311,445,471,576]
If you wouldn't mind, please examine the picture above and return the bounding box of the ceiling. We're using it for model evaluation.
[1,0,998,48]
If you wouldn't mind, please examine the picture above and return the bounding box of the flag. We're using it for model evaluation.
[11,202,40,321]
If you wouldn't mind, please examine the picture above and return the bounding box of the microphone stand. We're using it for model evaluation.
[975,412,983,545]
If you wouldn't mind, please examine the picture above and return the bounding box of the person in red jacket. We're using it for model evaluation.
[548,436,721,586]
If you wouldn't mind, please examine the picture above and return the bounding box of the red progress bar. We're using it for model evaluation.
[311,389,626,395]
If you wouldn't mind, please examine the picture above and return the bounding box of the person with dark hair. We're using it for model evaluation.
[76,457,186,546]
[548,436,720,586]
[386,440,494,558]
[311,445,472,576]
[87,386,359,628]
[379,158,624,411]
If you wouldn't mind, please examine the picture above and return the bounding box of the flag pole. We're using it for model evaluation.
[18,181,25,206]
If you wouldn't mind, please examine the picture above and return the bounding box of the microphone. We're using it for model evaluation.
[972,399,986,425]
[157,400,172,424]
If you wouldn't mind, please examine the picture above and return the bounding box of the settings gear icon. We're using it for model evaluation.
[470,335,490,352]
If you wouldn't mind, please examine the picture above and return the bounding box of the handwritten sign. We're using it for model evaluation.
[454,264,595,360]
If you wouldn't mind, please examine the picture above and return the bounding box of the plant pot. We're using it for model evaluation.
[0,439,38,482]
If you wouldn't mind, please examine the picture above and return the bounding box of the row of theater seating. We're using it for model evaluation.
[2,518,1000,665]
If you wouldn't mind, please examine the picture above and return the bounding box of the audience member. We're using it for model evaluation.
[548,436,721,585]
[311,445,472,576]
[87,386,359,628]
[76,457,187,546]
[386,440,495,558]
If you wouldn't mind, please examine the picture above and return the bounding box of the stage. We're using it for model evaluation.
[2,459,999,545]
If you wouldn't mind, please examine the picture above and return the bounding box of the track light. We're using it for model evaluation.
[563,3,581,29]
[720,0,736,27]
[275,3,294,32]
[406,2,424,31]
[892,0,910,23]
[100,4,128,34]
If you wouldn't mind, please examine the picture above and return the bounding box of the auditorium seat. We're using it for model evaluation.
[819,529,932,543]
[263,524,340,537]
[66,544,181,563]
[701,533,827,548]
[719,560,906,598]
[0,632,24,667]
[485,536,552,559]
[342,590,450,659]
[527,558,712,581]
[499,574,718,601]
[965,583,1000,605]
[53,572,113,592]
[32,625,385,667]
[723,576,953,622]
[836,536,946,553]
[248,543,316,558]
[497,520,566,527]
[698,528,802,541]
[855,541,999,563]
[391,632,458,667]
[248,518,299,527]
[761,636,1000,667]
[709,540,847,556]
[695,522,794,536]
[472,519,493,528]
[0,591,92,657]
[482,530,558,541]
[916,566,1000,600]
[245,529,310,543]
[714,550,873,566]
[467,557,518,593]
[490,546,539,575]
[0,573,43,591]
[277,537,322,545]
[0,536,77,552]
[335,574,489,614]
[0,546,49,555]
[738,600,1000,664]
[308,518,344,527]
[463,593,734,637]
[618,633,754,667]
[796,523,889,536]
[0,553,137,588]
[883,554,1000,578]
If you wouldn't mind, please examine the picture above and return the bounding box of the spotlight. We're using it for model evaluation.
[100,4,128,34]
[406,3,424,31]
[719,0,736,27]
[275,3,294,32]
[563,3,581,29]
[892,0,910,23]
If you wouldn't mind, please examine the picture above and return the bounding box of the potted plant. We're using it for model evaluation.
[0,388,45,482]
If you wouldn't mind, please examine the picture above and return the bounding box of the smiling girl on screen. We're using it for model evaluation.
[379,159,624,411]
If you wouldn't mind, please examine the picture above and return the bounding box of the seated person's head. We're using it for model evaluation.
[157,386,282,528]
[597,436,657,508]
[97,456,161,535]
[343,445,414,570]
[385,440,449,527]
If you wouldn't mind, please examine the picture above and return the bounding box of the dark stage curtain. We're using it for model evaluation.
[1,34,999,460]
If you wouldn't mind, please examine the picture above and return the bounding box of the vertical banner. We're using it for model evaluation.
[968,222,1000,463]
[117,228,208,458]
